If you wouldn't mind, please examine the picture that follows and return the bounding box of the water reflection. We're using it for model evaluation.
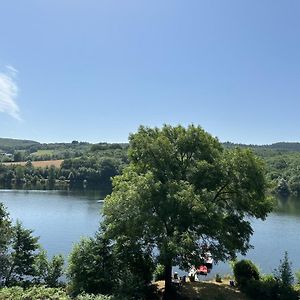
[274,196,300,217]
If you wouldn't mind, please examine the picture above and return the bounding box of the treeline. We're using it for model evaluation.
[0,154,126,192]
[2,138,300,197]
[0,138,39,153]
[0,138,127,162]
[264,152,300,197]
[224,143,300,197]
[0,141,128,192]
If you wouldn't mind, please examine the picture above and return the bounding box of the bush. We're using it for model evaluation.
[215,273,222,283]
[243,275,279,300]
[233,259,260,288]
[67,234,116,296]
[76,294,113,300]
[0,286,114,300]
[242,274,298,300]
[153,264,165,281]
[112,239,156,300]
[0,286,69,300]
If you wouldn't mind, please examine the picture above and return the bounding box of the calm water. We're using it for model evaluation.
[0,189,105,258]
[1,190,300,277]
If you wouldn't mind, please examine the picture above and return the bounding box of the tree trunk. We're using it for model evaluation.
[163,261,173,300]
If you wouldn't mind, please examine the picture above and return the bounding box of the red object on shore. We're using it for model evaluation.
[197,265,208,275]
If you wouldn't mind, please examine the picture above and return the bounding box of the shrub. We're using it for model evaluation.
[233,259,260,288]
[67,234,116,296]
[153,264,165,281]
[111,237,155,299]
[243,275,279,300]
[0,286,69,300]
[215,273,222,283]
[76,294,113,300]
[242,274,298,300]
[0,287,115,300]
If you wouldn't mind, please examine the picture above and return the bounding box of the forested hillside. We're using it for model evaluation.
[224,142,300,196]
[0,139,128,192]
[0,138,40,153]
[1,138,300,196]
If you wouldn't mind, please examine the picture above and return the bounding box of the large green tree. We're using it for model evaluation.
[103,125,273,299]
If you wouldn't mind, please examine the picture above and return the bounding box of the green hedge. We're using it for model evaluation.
[0,286,113,300]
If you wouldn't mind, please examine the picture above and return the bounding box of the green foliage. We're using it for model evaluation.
[233,259,260,288]
[5,221,40,285]
[241,275,278,300]
[154,264,165,281]
[237,254,298,300]
[13,152,24,162]
[76,295,113,300]
[68,230,155,299]
[0,203,13,286]
[112,238,155,299]
[67,233,116,296]
[34,250,64,287]
[3,136,300,197]
[274,251,294,287]
[0,138,40,153]
[0,286,69,300]
[0,286,113,300]
[104,125,272,298]
[242,274,298,300]
[0,204,64,288]
[0,145,127,192]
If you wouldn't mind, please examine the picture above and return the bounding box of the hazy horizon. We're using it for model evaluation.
[1,135,300,147]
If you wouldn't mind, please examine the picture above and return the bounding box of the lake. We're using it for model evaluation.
[0,189,105,258]
[1,190,300,277]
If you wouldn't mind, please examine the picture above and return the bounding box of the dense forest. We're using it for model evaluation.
[1,138,300,197]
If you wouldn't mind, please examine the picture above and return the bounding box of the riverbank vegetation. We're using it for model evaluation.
[1,125,300,299]
[1,138,300,198]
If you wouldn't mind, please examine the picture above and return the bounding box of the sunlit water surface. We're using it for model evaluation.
[1,190,300,278]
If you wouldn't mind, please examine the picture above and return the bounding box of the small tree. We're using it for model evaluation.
[67,232,116,296]
[35,250,64,287]
[274,251,294,287]
[112,236,155,299]
[5,221,40,285]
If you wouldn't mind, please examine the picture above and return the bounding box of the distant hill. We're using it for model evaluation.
[0,138,40,153]
[223,142,300,153]
[2,137,300,154]
[260,142,300,152]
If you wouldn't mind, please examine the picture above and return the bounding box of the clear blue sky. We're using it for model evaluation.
[0,0,300,144]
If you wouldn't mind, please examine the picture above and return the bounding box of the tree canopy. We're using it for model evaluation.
[103,125,273,298]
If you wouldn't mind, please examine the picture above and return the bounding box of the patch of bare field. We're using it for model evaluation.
[2,160,63,168]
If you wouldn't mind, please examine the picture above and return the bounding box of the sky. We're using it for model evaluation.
[0,0,300,144]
